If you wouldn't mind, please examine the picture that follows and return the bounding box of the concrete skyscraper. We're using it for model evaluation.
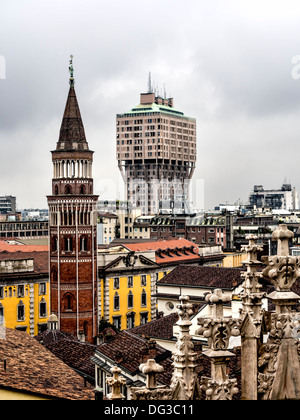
[117,83,196,215]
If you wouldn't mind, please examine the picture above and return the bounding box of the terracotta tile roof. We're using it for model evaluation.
[0,240,48,253]
[124,238,198,253]
[124,238,202,265]
[0,250,48,274]
[96,324,241,398]
[35,330,96,384]
[96,330,173,386]
[158,265,244,289]
[0,328,94,400]
[130,313,179,340]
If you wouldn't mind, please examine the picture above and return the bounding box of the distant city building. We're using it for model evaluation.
[248,184,299,210]
[0,196,16,214]
[0,220,48,239]
[116,84,197,215]
[97,212,118,244]
[21,209,49,221]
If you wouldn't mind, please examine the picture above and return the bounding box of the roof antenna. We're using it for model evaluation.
[148,71,152,93]
[69,55,75,86]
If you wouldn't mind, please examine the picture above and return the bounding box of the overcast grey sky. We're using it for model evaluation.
[1,0,300,211]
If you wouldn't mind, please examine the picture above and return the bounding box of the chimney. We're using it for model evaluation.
[148,340,157,360]
[115,351,124,364]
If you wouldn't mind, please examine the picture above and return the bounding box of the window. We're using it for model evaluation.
[39,298,47,318]
[17,301,25,321]
[128,291,133,309]
[51,267,58,283]
[65,185,72,195]
[127,313,135,329]
[0,304,4,325]
[64,293,74,311]
[0,287,3,299]
[39,283,46,295]
[114,292,120,311]
[141,289,147,307]
[140,312,148,325]
[127,276,133,288]
[52,236,58,252]
[113,316,121,330]
[141,275,147,286]
[113,278,120,289]
[64,237,73,252]
[80,235,88,252]
[17,285,25,298]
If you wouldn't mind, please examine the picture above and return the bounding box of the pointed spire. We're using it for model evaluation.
[55,57,89,152]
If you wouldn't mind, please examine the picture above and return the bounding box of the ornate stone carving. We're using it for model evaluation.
[239,235,266,400]
[106,366,126,400]
[140,359,164,390]
[170,296,201,400]
[131,359,173,400]
[123,251,137,268]
[197,289,241,400]
[201,377,239,401]
[258,224,300,400]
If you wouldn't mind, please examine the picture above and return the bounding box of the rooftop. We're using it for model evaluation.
[0,328,94,400]
[35,329,96,384]
[158,265,244,289]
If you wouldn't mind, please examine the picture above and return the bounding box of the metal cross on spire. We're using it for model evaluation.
[69,55,74,86]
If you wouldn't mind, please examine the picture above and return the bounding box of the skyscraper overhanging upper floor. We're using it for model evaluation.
[116,92,197,168]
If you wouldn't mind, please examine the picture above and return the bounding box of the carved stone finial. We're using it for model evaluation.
[106,366,126,400]
[205,288,231,319]
[177,295,194,324]
[130,359,173,400]
[272,224,293,256]
[140,359,164,390]
[262,224,300,295]
[170,295,201,400]
[197,288,241,400]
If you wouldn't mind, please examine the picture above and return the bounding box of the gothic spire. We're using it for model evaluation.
[55,56,90,152]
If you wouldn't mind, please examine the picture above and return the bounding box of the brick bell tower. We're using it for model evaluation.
[47,57,98,343]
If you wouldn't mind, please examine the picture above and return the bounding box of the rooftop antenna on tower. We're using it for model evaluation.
[148,71,152,93]
[164,83,167,99]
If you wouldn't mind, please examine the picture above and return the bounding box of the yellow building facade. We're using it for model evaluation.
[222,251,247,268]
[0,254,50,336]
[98,246,172,331]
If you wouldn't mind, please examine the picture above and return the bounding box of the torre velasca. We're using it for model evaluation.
[47,60,98,344]
[116,86,197,215]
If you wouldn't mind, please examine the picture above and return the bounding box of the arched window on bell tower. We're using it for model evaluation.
[65,185,72,195]
[63,293,75,311]
[64,237,73,252]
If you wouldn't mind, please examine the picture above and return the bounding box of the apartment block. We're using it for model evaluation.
[117,91,196,215]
